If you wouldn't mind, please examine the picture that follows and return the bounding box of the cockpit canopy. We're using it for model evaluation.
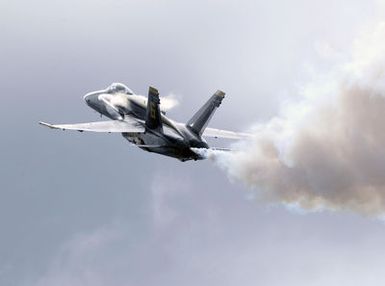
[107,83,133,95]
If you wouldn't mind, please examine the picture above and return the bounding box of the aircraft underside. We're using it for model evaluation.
[122,132,205,161]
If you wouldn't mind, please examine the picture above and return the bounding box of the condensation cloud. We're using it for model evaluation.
[210,22,385,216]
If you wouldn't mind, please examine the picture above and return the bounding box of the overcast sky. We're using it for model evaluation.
[2,0,385,285]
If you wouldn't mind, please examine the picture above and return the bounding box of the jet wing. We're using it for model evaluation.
[39,119,144,133]
[202,127,252,140]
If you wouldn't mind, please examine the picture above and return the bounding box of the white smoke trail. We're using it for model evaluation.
[210,22,385,216]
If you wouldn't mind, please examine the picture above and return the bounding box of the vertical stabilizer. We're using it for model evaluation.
[145,86,163,132]
[187,90,225,136]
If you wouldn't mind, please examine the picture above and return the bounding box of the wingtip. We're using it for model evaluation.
[39,121,56,129]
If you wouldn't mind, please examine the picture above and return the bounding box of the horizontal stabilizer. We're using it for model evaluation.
[210,147,232,151]
[39,119,144,133]
[203,127,252,140]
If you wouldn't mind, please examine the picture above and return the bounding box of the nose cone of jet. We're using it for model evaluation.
[83,92,92,103]
[83,92,98,106]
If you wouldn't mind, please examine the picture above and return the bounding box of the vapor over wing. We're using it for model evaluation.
[39,119,144,133]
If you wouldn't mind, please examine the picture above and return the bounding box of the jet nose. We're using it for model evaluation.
[83,92,99,106]
[83,92,93,103]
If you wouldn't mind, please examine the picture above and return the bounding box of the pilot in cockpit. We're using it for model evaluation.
[107,83,133,95]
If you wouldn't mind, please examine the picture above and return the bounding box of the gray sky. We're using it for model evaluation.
[1,0,385,285]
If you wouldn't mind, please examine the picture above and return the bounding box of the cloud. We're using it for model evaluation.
[150,173,190,228]
[209,22,385,216]
[32,225,122,286]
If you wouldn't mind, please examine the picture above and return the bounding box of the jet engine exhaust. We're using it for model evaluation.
[209,22,385,216]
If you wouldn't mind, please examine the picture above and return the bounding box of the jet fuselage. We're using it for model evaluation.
[83,84,208,161]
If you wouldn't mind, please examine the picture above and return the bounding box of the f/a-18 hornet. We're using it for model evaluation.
[40,83,249,161]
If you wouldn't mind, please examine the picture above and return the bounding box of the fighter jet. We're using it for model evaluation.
[40,83,249,161]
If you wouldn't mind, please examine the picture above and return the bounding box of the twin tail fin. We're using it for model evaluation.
[145,86,163,132]
[187,90,225,136]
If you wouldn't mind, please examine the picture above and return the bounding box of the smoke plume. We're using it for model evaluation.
[211,23,385,216]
